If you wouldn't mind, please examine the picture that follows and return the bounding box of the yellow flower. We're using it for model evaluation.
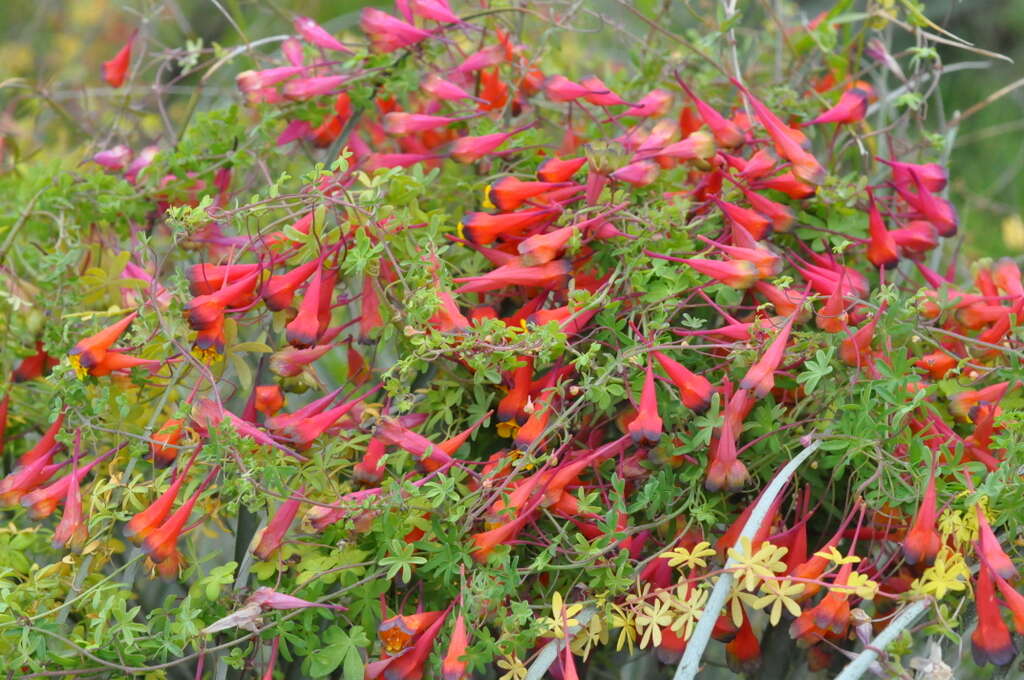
[496,419,520,439]
[912,548,971,600]
[68,354,88,380]
[839,572,879,600]
[727,537,788,592]
[660,541,716,571]
[726,581,762,627]
[752,579,804,626]
[668,584,709,641]
[636,597,673,649]
[191,345,223,365]
[609,604,637,654]
[540,591,583,639]
[813,545,861,566]
[497,655,527,680]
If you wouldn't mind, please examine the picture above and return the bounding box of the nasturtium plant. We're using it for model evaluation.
[0,1,1022,679]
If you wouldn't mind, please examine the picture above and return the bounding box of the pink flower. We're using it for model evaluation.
[294,16,352,53]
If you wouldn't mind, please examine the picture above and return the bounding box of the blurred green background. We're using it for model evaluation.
[1,0,1021,256]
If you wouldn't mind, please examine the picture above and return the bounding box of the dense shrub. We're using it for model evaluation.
[1,2,1022,678]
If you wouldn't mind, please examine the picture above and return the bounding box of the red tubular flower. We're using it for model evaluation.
[85,351,162,378]
[441,614,469,680]
[866,189,899,269]
[52,455,87,552]
[972,564,1016,667]
[251,487,304,560]
[576,75,626,106]
[806,86,871,125]
[839,313,882,367]
[623,89,672,118]
[514,396,552,451]
[975,506,1017,579]
[488,177,570,212]
[700,236,781,279]
[915,350,956,380]
[877,157,948,192]
[21,447,114,519]
[269,343,332,378]
[382,113,461,136]
[68,312,138,373]
[902,457,941,566]
[752,282,807,320]
[517,225,576,266]
[294,15,351,52]
[282,75,348,100]
[740,187,794,232]
[276,388,378,450]
[235,66,305,93]
[188,263,261,295]
[725,611,761,674]
[675,77,744,148]
[740,315,795,397]
[891,221,939,255]
[994,571,1024,635]
[705,418,748,492]
[610,160,659,186]
[453,260,571,294]
[150,418,185,468]
[460,207,558,245]
[734,79,825,185]
[13,341,59,382]
[0,452,63,506]
[353,437,388,485]
[382,609,449,680]
[254,386,285,417]
[949,381,1011,422]
[359,274,384,342]
[680,258,759,289]
[901,171,958,237]
[262,258,320,311]
[378,611,446,656]
[543,75,595,102]
[373,418,454,471]
[626,359,663,445]
[450,129,520,163]
[715,198,773,240]
[993,257,1024,298]
[142,465,221,564]
[537,157,587,183]
[419,74,470,103]
[815,272,849,333]
[498,357,534,424]
[409,0,461,23]
[429,290,470,333]
[19,412,65,466]
[752,172,816,199]
[480,67,512,111]
[102,31,136,88]
[652,350,713,413]
[125,447,202,544]
[285,265,324,348]
[187,270,260,330]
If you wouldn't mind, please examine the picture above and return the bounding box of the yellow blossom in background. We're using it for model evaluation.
[1002,214,1024,250]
